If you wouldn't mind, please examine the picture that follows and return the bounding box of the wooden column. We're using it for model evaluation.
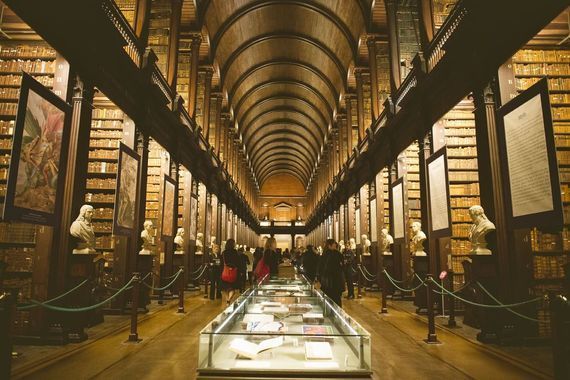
[419,0,435,49]
[134,0,152,46]
[384,0,402,94]
[166,0,183,89]
[219,112,230,159]
[355,68,366,143]
[181,167,193,284]
[187,34,202,118]
[209,92,222,148]
[201,67,213,135]
[345,95,355,157]
[473,83,512,298]
[418,132,433,269]
[367,36,380,120]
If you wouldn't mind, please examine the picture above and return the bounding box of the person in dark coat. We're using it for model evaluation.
[342,244,355,299]
[319,239,345,307]
[264,237,279,276]
[237,246,249,292]
[209,243,222,300]
[302,245,319,283]
[220,239,243,305]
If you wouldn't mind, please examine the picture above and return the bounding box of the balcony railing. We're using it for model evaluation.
[101,0,143,68]
[426,0,469,72]
[150,63,174,108]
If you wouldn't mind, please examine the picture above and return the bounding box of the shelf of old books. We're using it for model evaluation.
[0,30,58,335]
[176,40,191,108]
[508,46,570,336]
[403,142,421,228]
[86,93,127,291]
[432,98,479,310]
[148,0,172,77]
[145,139,170,275]
[115,0,136,28]
[197,276,371,378]
[432,0,459,31]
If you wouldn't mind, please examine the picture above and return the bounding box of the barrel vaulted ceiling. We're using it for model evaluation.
[203,0,370,191]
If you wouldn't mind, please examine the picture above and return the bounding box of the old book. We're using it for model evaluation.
[288,303,313,314]
[302,312,324,324]
[305,341,333,360]
[229,336,284,359]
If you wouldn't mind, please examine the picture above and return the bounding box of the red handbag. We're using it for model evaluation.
[221,254,238,283]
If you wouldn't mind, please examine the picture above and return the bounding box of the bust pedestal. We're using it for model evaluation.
[413,255,429,314]
[380,252,394,297]
[463,254,507,343]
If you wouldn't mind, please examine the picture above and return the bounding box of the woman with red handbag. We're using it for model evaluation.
[220,239,243,305]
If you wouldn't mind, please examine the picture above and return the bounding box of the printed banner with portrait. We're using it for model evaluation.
[4,73,72,225]
[113,143,140,236]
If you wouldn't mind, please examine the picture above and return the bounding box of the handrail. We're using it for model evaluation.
[393,68,419,109]
[150,62,174,108]
[425,0,469,72]
[100,0,143,68]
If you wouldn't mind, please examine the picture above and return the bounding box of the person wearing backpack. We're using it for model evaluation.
[254,245,271,282]
[220,239,242,305]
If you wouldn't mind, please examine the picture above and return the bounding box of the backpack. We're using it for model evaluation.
[254,257,270,280]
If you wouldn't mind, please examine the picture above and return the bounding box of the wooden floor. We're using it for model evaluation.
[12,291,549,380]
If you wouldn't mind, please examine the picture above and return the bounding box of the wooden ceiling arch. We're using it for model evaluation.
[203,0,366,187]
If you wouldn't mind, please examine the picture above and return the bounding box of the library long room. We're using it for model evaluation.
[0,1,569,379]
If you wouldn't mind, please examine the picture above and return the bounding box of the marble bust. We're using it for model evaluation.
[338,240,345,253]
[70,204,96,254]
[174,228,185,255]
[139,220,155,255]
[468,205,496,255]
[361,234,371,256]
[349,238,356,251]
[410,222,427,257]
[380,228,394,255]
[195,232,204,255]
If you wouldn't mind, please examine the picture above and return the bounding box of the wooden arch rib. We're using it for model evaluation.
[247,122,321,154]
[257,155,312,183]
[234,80,334,122]
[259,168,307,190]
[239,96,329,137]
[208,0,359,63]
[251,143,315,170]
[249,134,317,169]
[220,33,347,90]
[227,61,338,109]
[258,163,310,188]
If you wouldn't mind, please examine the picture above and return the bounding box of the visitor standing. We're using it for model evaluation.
[220,239,243,305]
[319,239,345,307]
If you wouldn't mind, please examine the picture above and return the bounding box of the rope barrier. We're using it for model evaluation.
[191,264,206,276]
[142,269,183,291]
[360,265,377,279]
[18,275,137,312]
[428,278,542,309]
[383,270,426,292]
[105,272,150,292]
[476,282,545,324]
[17,279,90,310]
[430,280,474,296]
[191,265,208,281]
[383,270,417,284]
[153,270,179,281]
[358,265,377,282]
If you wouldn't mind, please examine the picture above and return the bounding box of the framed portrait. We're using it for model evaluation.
[162,175,176,238]
[497,77,563,230]
[113,143,140,236]
[427,147,452,238]
[4,73,72,225]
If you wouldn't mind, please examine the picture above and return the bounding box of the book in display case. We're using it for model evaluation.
[197,276,372,379]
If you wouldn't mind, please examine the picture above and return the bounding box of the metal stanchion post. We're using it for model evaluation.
[204,265,210,299]
[380,268,388,314]
[128,273,141,342]
[424,275,439,344]
[550,293,569,380]
[447,269,457,328]
[178,267,185,314]
[0,291,14,379]
[357,265,362,299]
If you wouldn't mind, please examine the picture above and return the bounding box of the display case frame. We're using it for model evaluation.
[196,277,372,379]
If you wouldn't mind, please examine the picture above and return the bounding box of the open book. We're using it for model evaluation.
[305,341,333,360]
[229,336,284,359]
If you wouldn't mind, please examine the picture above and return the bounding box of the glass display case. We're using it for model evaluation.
[197,277,372,379]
